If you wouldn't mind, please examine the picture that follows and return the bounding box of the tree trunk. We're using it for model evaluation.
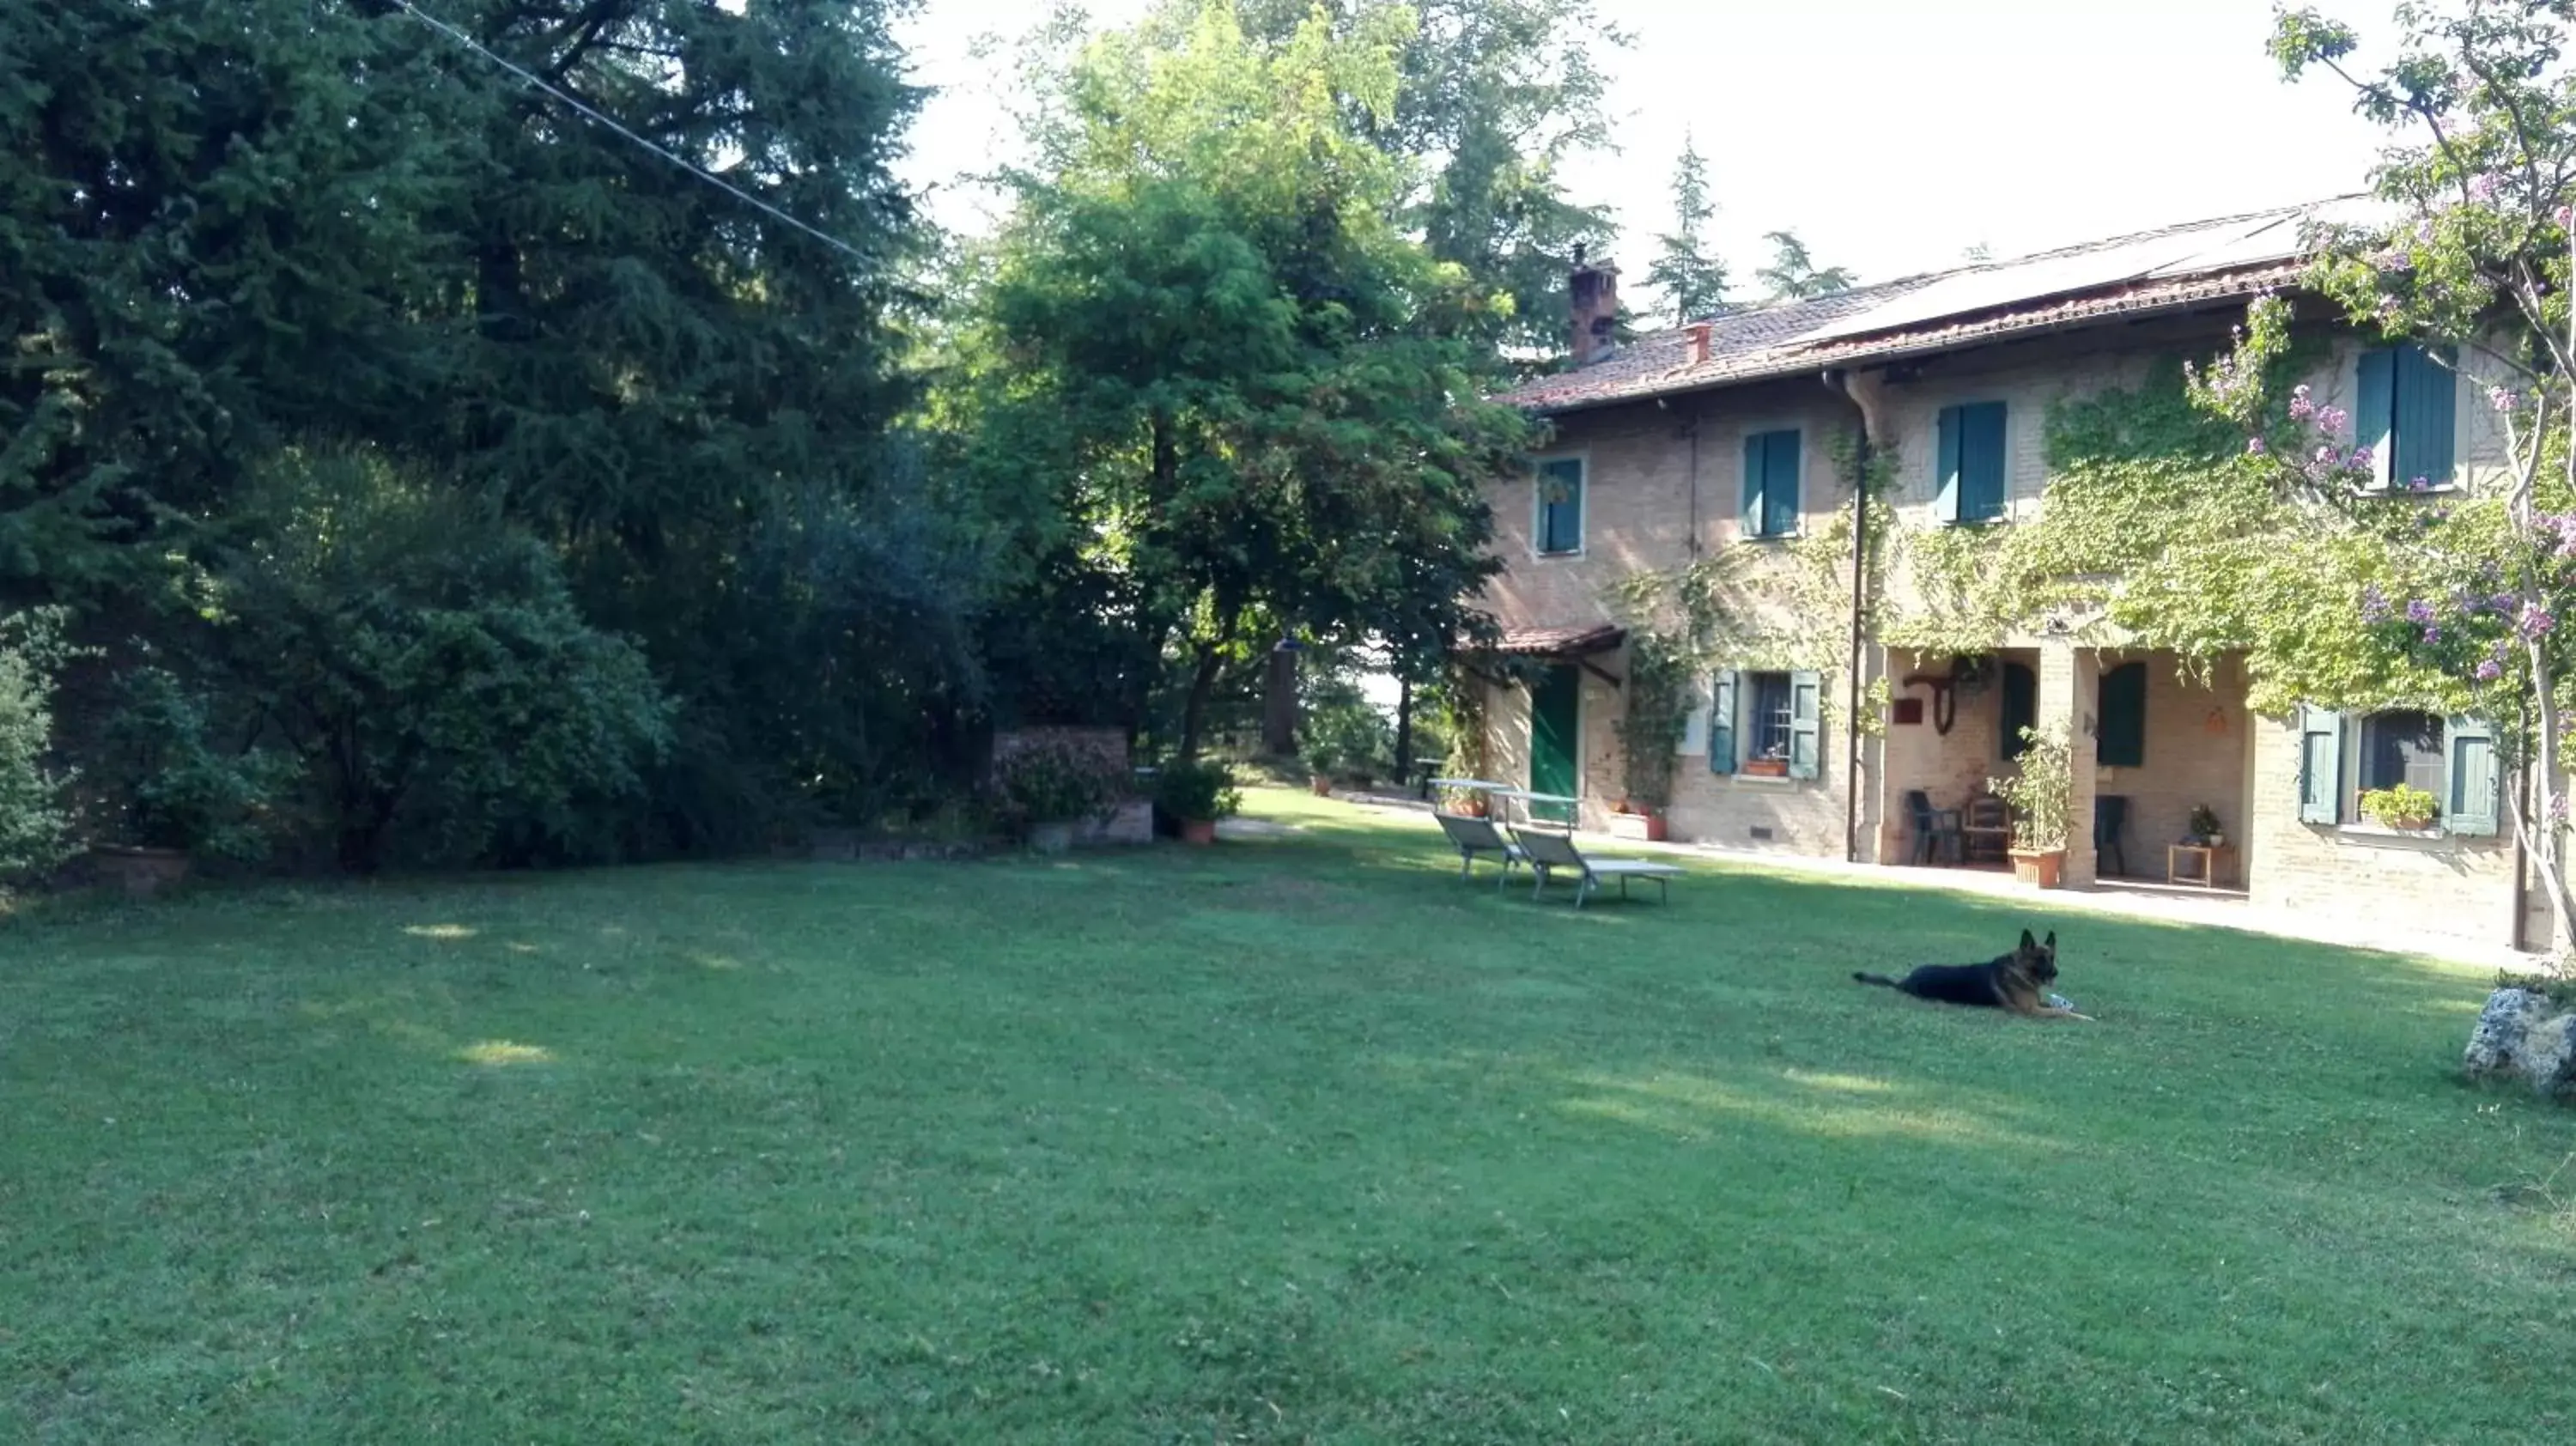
[2525,639,2574,968]
[1178,646,1223,762]
[1262,647,1298,756]
[1394,674,1414,790]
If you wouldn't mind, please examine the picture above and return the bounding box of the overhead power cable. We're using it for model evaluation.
[385,0,878,265]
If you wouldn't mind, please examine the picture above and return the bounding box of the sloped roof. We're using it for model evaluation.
[1493,623,1625,656]
[1498,198,2376,416]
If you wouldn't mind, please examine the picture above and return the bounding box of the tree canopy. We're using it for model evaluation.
[957,0,1528,758]
[1644,132,1729,325]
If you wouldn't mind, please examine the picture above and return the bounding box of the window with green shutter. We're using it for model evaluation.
[1741,428,1801,538]
[1535,457,1584,554]
[2355,343,2457,490]
[2294,704,2500,835]
[1707,671,1739,775]
[1935,402,2008,524]
[2096,662,2146,769]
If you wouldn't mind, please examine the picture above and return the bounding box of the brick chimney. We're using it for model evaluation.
[1685,322,1713,366]
[1569,249,1619,367]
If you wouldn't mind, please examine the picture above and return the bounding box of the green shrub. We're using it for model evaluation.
[1152,758,1240,822]
[98,668,297,860]
[209,449,674,872]
[0,609,76,878]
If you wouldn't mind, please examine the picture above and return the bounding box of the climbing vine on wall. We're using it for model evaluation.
[1856,328,2443,717]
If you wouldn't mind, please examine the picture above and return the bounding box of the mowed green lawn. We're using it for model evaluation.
[6,790,2574,1444]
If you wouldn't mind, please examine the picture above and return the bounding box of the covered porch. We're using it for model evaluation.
[1877,645,2256,891]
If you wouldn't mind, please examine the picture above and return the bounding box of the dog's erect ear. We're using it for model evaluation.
[2020,927,2038,951]
[2042,930,2057,951]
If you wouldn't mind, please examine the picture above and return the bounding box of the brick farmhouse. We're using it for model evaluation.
[1471,204,2567,957]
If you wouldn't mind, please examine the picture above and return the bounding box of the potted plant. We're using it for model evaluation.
[1741,750,1791,779]
[1609,635,1686,841]
[1989,723,2072,889]
[1302,741,1341,797]
[2186,803,2225,848]
[2360,784,2439,832]
[93,670,292,898]
[1152,758,1241,845]
[1437,782,1490,817]
[1608,799,1668,842]
[993,740,1124,854]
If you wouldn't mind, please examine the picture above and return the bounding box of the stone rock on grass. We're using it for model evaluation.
[2464,987,2576,1097]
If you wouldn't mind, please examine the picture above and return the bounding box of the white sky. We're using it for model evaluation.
[893,0,2400,305]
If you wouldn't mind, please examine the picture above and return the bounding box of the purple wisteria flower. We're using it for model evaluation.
[2469,173,2503,203]
[2490,386,2521,413]
[2246,437,2266,456]
[2518,601,2556,639]
[2288,386,2315,422]
[2361,584,2391,623]
[2349,445,2373,469]
[2476,658,2504,681]
[2405,598,2436,625]
[2423,626,2444,643]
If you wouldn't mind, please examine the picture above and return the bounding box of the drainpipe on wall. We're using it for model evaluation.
[1822,367,1880,865]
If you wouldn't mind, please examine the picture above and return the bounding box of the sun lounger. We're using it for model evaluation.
[1507,826,1685,907]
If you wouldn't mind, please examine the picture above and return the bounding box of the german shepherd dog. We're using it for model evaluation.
[1854,929,2091,1019]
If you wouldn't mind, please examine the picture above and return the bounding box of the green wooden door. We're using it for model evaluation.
[1528,665,1580,822]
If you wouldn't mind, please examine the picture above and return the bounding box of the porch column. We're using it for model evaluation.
[2037,642,2099,888]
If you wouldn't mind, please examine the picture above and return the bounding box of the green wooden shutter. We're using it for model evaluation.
[1538,459,1583,553]
[2393,344,2458,489]
[1741,433,1765,537]
[1935,406,1963,523]
[1765,429,1801,537]
[1962,402,2008,520]
[2000,662,2038,760]
[2355,348,2395,488]
[2297,705,2346,824]
[1707,671,1739,775]
[1788,670,1823,780]
[2097,661,2147,768]
[2445,713,2500,836]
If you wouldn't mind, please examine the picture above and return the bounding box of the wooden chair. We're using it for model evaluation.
[1961,794,2013,863]
[1902,789,1964,866]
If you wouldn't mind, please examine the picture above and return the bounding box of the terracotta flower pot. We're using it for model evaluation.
[93,845,191,900]
[1180,817,1218,846]
[2009,848,2065,890]
[1607,812,1666,842]
[1741,758,1790,778]
[1309,775,1333,797]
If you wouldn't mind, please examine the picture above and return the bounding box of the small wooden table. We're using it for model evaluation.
[2166,842,2239,890]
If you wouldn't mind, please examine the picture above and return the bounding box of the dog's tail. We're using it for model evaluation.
[1851,971,1903,989]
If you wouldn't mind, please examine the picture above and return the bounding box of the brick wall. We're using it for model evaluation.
[1480,313,2564,947]
[2247,714,2524,948]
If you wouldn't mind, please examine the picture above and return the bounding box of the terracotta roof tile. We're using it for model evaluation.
[1498,200,2361,416]
[1492,623,1625,656]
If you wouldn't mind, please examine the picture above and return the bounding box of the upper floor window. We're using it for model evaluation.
[1741,428,1801,538]
[1535,456,1585,556]
[1935,401,2008,524]
[2354,343,2457,491]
